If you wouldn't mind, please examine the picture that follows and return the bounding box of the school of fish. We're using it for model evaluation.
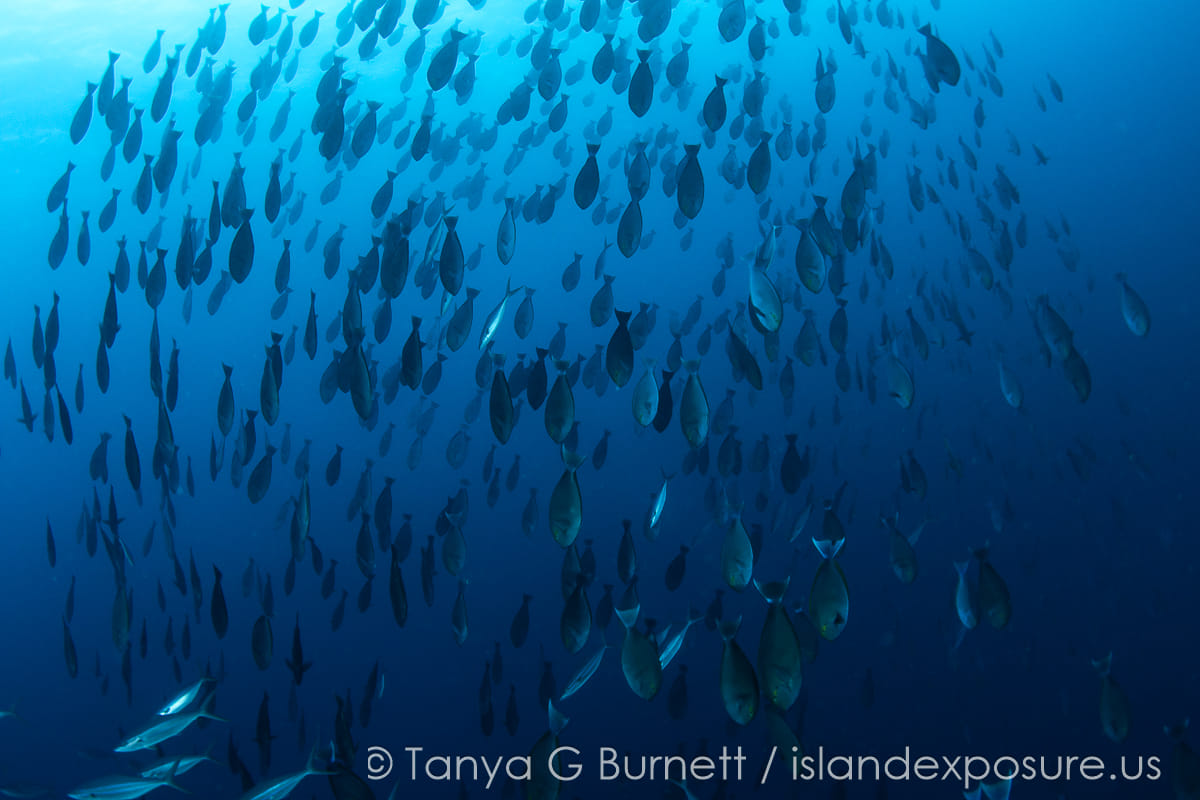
[6,0,1193,798]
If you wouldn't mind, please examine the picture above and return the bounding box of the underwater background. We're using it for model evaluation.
[0,0,1198,797]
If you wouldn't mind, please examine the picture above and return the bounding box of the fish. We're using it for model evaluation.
[115,699,224,752]
[658,608,702,670]
[883,514,922,584]
[618,608,662,701]
[754,579,803,710]
[68,761,185,800]
[721,515,754,591]
[954,559,980,634]
[919,23,961,87]
[238,746,329,800]
[809,534,849,640]
[647,470,672,529]
[1115,273,1151,336]
[974,547,1011,629]
[479,278,521,350]
[717,617,758,725]
[155,677,213,716]
[559,644,608,701]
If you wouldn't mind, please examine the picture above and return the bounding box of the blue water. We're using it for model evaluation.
[1,0,1198,798]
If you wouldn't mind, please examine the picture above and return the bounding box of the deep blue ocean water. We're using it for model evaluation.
[1,0,1198,798]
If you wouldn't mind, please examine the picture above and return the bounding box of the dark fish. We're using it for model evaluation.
[252,614,273,671]
[489,360,515,444]
[605,310,634,387]
[71,84,96,144]
[919,23,962,87]
[211,566,228,639]
[439,217,466,296]
[676,144,704,218]
[229,210,256,283]
[617,199,643,257]
[64,618,78,678]
[664,546,688,591]
[122,414,141,492]
[574,143,600,209]
[55,386,73,444]
[510,594,531,648]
